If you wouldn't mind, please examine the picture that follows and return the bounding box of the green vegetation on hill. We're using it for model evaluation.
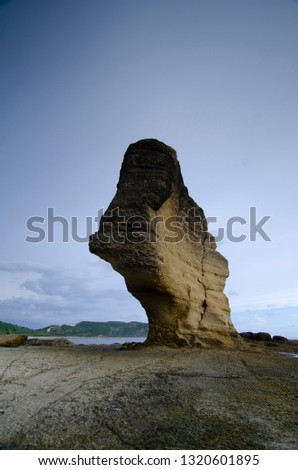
[0,320,148,337]
[0,321,34,335]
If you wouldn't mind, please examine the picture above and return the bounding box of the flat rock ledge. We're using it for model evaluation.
[0,343,297,450]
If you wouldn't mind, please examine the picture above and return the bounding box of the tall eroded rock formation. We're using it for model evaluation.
[89,139,240,347]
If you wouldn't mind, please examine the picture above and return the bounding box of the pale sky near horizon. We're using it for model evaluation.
[1,0,297,337]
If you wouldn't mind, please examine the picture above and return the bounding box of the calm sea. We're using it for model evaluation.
[69,336,147,345]
[30,336,147,345]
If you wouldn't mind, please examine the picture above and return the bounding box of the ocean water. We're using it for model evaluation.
[69,336,147,345]
[30,336,147,345]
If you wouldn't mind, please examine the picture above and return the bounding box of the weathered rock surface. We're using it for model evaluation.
[90,139,240,347]
[273,335,288,343]
[0,344,297,449]
[240,332,289,345]
[255,332,272,342]
[0,334,27,348]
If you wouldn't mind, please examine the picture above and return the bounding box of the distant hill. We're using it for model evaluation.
[0,320,148,337]
[0,321,34,335]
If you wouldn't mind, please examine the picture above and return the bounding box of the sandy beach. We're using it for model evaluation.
[0,341,297,450]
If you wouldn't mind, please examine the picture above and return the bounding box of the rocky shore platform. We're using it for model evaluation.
[0,340,297,450]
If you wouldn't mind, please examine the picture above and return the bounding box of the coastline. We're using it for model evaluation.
[0,342,297,450]
[26,336,147,346]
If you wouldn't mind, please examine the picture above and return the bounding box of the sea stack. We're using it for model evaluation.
[89,139,240,347]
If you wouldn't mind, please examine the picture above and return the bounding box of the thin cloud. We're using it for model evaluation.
[0,287,143,328]
[0,262,54,275]
[0,262,144,328]
[228,290,239,296]
[232,306,298,338]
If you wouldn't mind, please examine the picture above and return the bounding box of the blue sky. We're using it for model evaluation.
[1,0,297,337]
